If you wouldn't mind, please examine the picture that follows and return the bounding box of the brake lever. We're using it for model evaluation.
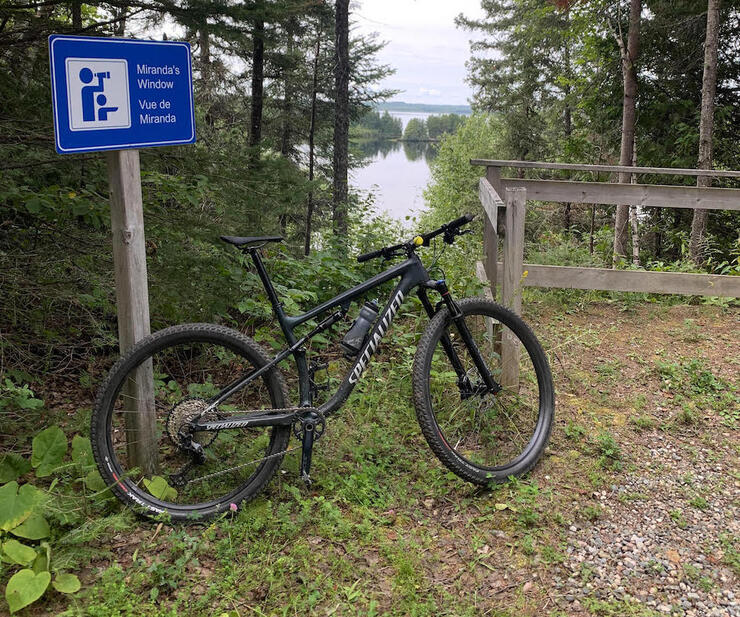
[443,228,473,245]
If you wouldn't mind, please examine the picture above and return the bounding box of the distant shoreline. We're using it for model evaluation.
[351,137,440,144]
[375,101,472,115]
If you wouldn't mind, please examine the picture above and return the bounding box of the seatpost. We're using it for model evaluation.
[247,248,286,322]
[246,247,311,407]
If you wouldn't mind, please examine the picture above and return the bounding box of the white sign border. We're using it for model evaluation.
[50,36,196,153]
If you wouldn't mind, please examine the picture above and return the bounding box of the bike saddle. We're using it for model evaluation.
[220,235,283,248]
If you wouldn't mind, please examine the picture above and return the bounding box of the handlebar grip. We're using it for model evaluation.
[447,213,475,230]
[357,248,383,263]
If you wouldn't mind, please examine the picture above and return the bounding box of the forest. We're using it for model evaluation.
[0,0,738,614]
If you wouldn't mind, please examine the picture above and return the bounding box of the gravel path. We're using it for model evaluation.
[552,438,739,616]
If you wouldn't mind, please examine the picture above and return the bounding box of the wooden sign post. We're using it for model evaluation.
[106,149,158,475]
[49,35,196,475]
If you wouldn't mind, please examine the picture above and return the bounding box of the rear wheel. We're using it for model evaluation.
[91,324,291,521]
[413,298,554,484]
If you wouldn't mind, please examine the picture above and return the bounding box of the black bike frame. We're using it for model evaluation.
[196,246,497,433]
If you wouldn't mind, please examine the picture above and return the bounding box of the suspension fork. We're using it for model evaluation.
[417,288,468,388]
[424,281,501,395]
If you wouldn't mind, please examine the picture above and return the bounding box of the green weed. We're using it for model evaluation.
[595,431,622,470]
[669,509,688,529]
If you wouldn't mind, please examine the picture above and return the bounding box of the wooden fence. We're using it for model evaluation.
[473,160,740,386]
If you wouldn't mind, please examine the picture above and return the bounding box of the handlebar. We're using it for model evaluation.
[357,213,475,263]
[357,246,389,263]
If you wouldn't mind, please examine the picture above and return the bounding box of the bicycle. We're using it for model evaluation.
[91,214,555,520]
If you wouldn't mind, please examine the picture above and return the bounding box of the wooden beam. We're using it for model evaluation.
[481,263,740,298]
[479,176,503,227]
[480,171,502,299]
[499,178,740,211]
[107,149,158,477]
[471,159,740,179]
[501,188,526,388]
[476,260,498,354]
[476,261,494,301]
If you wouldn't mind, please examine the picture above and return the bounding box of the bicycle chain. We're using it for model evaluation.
[175,408,325,486]
[184,443,303,484]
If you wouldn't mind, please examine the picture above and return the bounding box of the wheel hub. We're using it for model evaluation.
[166,398,218,449]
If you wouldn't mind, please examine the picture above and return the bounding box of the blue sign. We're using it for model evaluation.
[49,35,196,154]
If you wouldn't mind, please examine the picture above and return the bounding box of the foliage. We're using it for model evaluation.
[426,113,465,138]
[0,0,397,382]
[456,0,740,267]
[400,114,465,141]
[402,117,429,141]
[0,422,110,612]
[351,110,402,139]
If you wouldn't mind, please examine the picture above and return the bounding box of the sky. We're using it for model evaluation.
[353,0,485,106]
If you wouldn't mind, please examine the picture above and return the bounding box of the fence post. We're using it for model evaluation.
[483,166,502,298]
[107,149,158,476]
[501,187,526,388]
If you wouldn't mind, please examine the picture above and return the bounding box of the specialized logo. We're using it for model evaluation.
[349,290,405,384]
[65,57,131,131]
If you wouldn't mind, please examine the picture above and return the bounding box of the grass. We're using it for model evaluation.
[6,293,738,616]
[655,356,739,427]
[583,598,662,616]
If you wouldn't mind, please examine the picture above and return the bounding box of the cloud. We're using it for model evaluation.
[354,0,484,105]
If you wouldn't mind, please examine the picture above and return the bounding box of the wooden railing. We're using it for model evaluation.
[473,160,740,386]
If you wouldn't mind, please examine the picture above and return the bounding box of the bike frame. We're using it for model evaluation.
[196,246,497,433]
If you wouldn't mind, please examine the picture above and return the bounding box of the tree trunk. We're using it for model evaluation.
[200,27,213,126]
[589,206,596,254]
[199,26,210,85]
[115,7,128,36]
[689,0,721,266]
[72,0,81,29]
[280,18,296,158]
[562,18,572,235]
[332,0,350,237]
[612,0,641,266]
[250,17,265,150]
[630,142,640,265]
[305,24,322,256]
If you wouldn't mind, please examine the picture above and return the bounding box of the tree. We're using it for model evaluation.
[403,118,428,141]
[457,0,576,162]
[689,0,721,265]
[332,0,350,236]
[612,0,642,266]
[250,6,265,150]
[305,18,323,255]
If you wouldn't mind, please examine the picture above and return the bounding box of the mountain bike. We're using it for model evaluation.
[91,214,554,520]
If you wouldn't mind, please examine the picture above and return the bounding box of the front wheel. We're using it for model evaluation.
[412,298,554,485]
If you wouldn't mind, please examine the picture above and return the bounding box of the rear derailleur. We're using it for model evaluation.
[293,410,326,488]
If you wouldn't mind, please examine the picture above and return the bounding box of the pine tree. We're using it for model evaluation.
[689,0,721,265]
[332,0,350,236]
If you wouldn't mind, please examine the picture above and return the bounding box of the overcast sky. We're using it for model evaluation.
[354,0,485,106]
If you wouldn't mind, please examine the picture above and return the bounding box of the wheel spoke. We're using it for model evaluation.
[417,300,553,479]
[93,328,290,518]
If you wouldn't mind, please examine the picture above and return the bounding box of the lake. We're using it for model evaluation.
[351,111,445,224]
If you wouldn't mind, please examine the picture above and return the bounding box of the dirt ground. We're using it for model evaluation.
[29,300,739,617]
